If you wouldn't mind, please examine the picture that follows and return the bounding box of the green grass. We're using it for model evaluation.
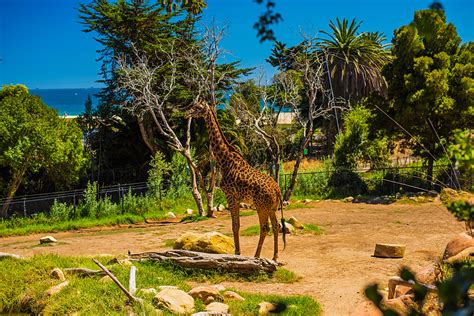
[0,212,167,237]
[162,239,175,248]
[240,210,257,217]
[179,214,209,223]
[302,224,323,235]
[0,254,319,315]
[242,223,323,236]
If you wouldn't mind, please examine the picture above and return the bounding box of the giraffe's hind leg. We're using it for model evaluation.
[254,208,269,258]
[269,210,279,262]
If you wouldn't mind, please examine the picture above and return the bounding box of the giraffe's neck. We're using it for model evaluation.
[205,108,242,170]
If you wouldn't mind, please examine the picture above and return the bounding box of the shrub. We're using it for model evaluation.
[79,181,99,218]
[49,199,74,220]
[147,151,169,199]
[328,169,367,197]
[166,152,192,200]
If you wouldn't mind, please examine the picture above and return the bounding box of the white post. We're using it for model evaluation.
[129,266,136,295]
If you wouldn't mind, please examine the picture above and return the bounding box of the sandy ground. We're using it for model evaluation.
[0,200,463,315]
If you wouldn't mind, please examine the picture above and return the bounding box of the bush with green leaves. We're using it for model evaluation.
[79,181,99,218]
[147,151,170,199]
[49,200,74,220]
[166,152,192,200]
[447,200,473,235]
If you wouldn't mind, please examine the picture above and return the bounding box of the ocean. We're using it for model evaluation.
[29,88,102,116]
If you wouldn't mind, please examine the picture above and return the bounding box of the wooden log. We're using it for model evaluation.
[93,259,142,305]
[128,250,278,274]
[374,243,406,258]
[63,268,106,277]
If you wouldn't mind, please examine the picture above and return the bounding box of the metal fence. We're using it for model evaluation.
[1,164,469,218]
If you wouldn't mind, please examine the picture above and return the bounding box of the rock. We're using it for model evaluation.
[279,222,295,234]
[204,296,215,305]
[99,276,112,283]
[382,294,413,315]
[395,192,402,200]
[344,196,354,203]
[443,232,474,260]
[211,284,226,292]
[206,302,229,313]
[217,204,226,212]
[211,207,218,213]
[0,252,24,259]
[44,280,69,297]
[174,231,235,254]
[287,216,304,229]
[154,288,194,314]
[445,247,474,264]
[415,263,437,285]
[374,243,406,258]
[258,301,278,315]
[304,199,312,203]
[166,212,176,219]
[223,291,245,301]
[40,236,57,244]
[192,312,228,316]
[186,209,195,215]
[394,285,413,298]
[350,301,382,316]
[139,288,158,295]
[188,286,222,302]
[50,268,66,281]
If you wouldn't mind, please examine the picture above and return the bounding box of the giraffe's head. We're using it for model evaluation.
[184,100,209,119]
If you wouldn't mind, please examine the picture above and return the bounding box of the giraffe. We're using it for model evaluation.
[185,100,286,262]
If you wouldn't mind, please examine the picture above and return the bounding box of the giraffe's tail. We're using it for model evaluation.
[278,194,286,251]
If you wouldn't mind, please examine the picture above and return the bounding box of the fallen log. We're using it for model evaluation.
[128,250,278,274]
[63,268,106,277]
[0,252,24,260]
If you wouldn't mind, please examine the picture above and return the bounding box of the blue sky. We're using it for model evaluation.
[1,0,473,89]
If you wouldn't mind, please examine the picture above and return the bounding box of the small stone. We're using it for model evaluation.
[395,192,402,200]
[211,284,226,292]
[154,288,194,314]
[50,268,66,281]
[223,291,245,301]
[258,301,278,315]
[204,296,215,305]
[344,196,354,203]
[415,263,437,285]
[304,199,312,203]
[287,216,304,229]
[40,236,57,244]
[44,280,69,296]
[374,243,406,258]
[217,204,226,212]
[206,302,229,313]
[188,286,222,302]
[99,276,112,283]
[139,288,158,295]
[186,209,195,215]
[166,212,176,219]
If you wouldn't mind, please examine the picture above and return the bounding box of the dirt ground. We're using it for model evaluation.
[0,200,464,315]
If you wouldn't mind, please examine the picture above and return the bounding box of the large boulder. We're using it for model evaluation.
[154,288,194,314]
[174,232,235,254]
[223,291,245,301]
[443,232,474,260]
[374,243,406,258]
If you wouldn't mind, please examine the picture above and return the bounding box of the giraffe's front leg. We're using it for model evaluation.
[228,196,241,255]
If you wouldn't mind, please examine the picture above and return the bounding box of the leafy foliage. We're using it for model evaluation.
[0,85,88,217]
[381,9,473,179]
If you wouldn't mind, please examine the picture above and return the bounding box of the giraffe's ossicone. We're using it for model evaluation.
[185,100,286,262]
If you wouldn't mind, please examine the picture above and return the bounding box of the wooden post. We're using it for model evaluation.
[129,266,136,295]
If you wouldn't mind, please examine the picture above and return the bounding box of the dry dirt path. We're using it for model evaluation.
[0,200,463,315]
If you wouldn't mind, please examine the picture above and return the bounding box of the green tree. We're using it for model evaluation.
[382,9,473,181]
[319,18,391,101]
[0,85,88,217]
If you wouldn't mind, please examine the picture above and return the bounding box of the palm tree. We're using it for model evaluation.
[319,18,391,102]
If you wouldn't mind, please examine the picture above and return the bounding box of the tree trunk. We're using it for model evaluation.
[182,151,205,216]
[137,117,157,154]
[205,161,217,218]
[1,169,26,218]
[427,157,434,188]
[128,250,278,274]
